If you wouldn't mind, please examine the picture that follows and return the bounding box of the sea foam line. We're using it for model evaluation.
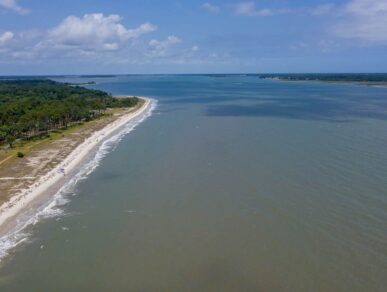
[0,98,157,261]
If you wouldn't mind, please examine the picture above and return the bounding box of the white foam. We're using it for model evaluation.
[0,99,157,261]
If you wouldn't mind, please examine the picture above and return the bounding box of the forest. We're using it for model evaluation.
[0,80,139,147]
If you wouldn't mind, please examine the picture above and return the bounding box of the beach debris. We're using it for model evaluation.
[40,245,44,249]
[58,166,66,175]
[61,226,69,231]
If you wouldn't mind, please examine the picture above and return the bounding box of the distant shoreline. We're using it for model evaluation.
[0,97,154,237]
[263,77,387,87]
[259,74,387,87]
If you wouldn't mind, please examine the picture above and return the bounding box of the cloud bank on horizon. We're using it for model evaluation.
[0,0,386,74]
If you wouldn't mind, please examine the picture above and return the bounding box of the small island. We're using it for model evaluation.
[65,81,97,86]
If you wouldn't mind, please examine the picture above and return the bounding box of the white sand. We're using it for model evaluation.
[0,98,152,228]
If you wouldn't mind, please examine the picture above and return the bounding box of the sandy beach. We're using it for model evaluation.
[0,97,153,232]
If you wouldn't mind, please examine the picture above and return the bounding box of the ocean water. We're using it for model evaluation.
[0,75,386,291]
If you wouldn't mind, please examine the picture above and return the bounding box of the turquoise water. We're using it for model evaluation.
[0,75,386,291]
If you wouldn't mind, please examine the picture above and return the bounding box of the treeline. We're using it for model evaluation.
[259,73,387,83]
[0,80,139,147]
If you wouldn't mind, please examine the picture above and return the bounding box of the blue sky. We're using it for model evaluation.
[0,0,386,74]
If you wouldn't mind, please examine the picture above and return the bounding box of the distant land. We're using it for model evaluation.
[66,81,96,86]
[1,74,387,86]
[259,73,387,86]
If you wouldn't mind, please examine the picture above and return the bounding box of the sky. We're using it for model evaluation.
[0,0,387,74]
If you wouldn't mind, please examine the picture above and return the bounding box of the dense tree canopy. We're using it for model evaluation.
[0,80,139,146]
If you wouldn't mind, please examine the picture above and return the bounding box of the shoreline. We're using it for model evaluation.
[262,77,387,87]
[0,97,154,235]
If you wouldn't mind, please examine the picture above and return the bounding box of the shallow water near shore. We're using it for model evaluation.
[0,100,156,260]
[0,75,386,291]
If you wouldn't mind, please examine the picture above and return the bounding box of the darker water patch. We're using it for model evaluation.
[206,94,387,122]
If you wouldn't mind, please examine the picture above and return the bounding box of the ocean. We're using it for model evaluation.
[0,75,386,291]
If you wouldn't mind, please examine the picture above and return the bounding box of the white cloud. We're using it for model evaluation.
[334,0,387,44]
[202,2,220,13]
[232,2,339,17]
[148,35,181,57]
[317,40,341,52]
[0,0,28,14]
[234,2,273,16]
[310,4,336,15]
[289,42,310,51]
[0,31,13,46]
[0,12,227,67]
[0,13,171,65]
[43,13,157,51]
[345,0,387,15]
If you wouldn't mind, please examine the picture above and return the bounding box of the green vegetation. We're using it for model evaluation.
[0,80,139,147]
[64,81,96,86]
[16,152,24,158]
[259,73,387,83]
